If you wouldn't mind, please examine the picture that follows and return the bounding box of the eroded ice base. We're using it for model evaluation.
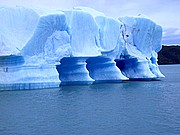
[0,65,60,90]
[115,58,165,80]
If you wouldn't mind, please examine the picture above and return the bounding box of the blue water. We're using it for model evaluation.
[0,65,180,135]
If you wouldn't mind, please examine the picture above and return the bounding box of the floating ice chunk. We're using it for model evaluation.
[0,6,165,89]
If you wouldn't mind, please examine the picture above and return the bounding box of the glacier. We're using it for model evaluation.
[0,6,164,90]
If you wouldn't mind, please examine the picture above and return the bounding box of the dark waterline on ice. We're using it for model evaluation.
[0,65,180,135]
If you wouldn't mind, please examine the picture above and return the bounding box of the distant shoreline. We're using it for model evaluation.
[158,45,180,65]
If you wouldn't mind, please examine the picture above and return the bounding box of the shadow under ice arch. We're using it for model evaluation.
[56,56,128,86]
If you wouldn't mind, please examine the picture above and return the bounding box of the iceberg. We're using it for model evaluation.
[0,6,164,90]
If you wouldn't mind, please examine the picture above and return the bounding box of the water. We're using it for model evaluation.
[0,65,180,135]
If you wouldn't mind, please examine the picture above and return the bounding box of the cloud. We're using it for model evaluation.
[163,28,180,36]
[162,28,180,44]
[1,0,180,44]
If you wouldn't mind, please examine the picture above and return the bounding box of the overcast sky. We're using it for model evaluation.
[1,0,180,44]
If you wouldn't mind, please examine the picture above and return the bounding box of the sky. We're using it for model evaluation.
[1,0,180,44]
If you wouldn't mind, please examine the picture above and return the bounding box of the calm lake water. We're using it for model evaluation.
[0,65,180,135]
